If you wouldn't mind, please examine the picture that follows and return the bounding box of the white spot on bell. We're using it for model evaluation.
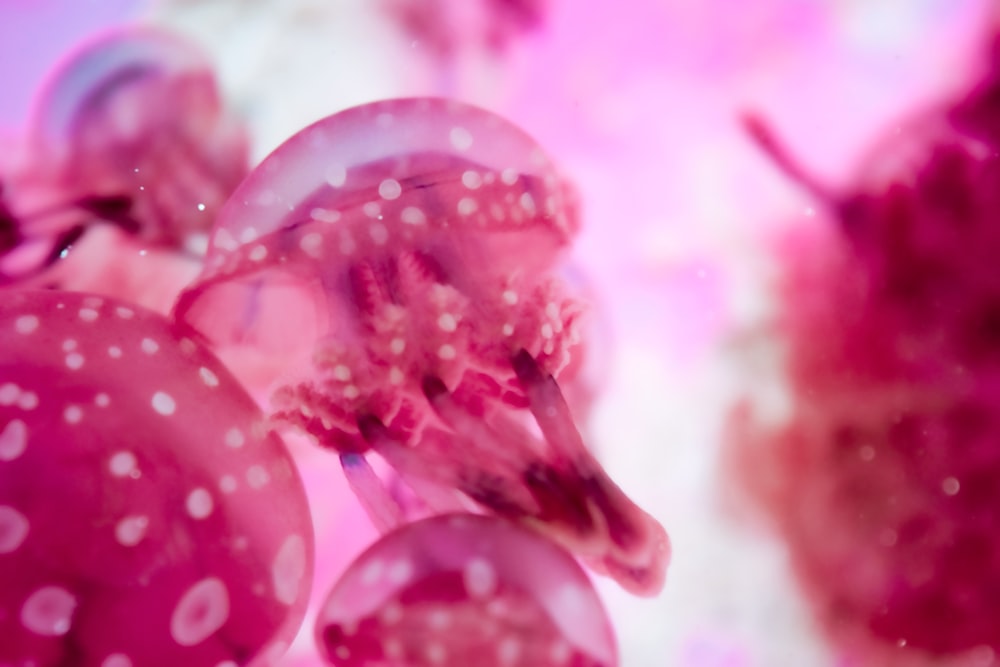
[199,367,219,387]
[438,344,457,360]
[219,475,237,494]
[63,405,83,424]
[224,428,245,449]
[520,192,537,214]
[500,168,519,185]
[299,232,324,258]
[463,558,497,599]
[273,534,306,605]
[21,586,76,636]
[0,505,30,553]
[437,313,458,332]
[457,197,478,216]
[186,488,214,519]
[386,559,413,585]
[360,559,384,585]
[17,392,38,411]
[140,338,159,355]
[115,515,149,547]
[15,315,39,334]
[325,164,347,188]
[116,307,134,320]
[109,451,138,478]
[0,420,27,461]
[170,577,230,646]
[401,206,426,225]
[95,393,110,407]
[462,170,482,190]
[65,352,84,370]
[311,207,341,224]
[101,653,133,667]
[152,392,176,416]
[450,126,473,151]
[239,227,259,244]
[390,338,406,355]
[378,179,402,200]
[249,245,268,262]
[246,465,270,489]
[78,308,99,322]
[108,346,123,358]
[502,290,518,305]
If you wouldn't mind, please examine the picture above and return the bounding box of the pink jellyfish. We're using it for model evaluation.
[732,29,1000,663]
[0,290,313,666]
[1,25,247,305]
[175,97,669,596]
[315,513,617,667]
[382,0,548,59]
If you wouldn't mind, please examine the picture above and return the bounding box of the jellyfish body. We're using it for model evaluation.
[0,26,247,295]
[315,513,617,667]
[176,97,669,596]
[0,290,313,666]
[24,24,248,247]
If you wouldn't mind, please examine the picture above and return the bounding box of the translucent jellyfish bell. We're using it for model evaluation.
[315,514,618,667]
[176,97,669,596]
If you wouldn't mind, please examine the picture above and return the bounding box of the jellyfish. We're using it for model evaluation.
[1,25,247,304]
[732,30,1000,662]
[175,97,669,596]
[0,290,313,666]
[315,514,617,666]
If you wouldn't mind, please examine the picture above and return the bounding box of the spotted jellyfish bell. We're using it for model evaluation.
[315,513,618,667]
[175,97,670,596]
[0,290,313,666]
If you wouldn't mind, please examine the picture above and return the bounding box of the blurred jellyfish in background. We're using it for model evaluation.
[1,0,998,666]
[731,7,1000,666]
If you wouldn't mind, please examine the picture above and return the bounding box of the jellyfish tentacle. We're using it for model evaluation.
[339,452,405,533]
[510,348,671,596]
[361,407,542,522]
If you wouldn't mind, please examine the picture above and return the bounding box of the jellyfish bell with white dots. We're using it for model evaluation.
[0,289,314,667]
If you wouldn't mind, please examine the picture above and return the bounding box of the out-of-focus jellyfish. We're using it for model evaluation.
[1,25,247,309]
[731,27,1000,665]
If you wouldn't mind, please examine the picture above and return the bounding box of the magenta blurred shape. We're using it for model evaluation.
[734,25,1000,665]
